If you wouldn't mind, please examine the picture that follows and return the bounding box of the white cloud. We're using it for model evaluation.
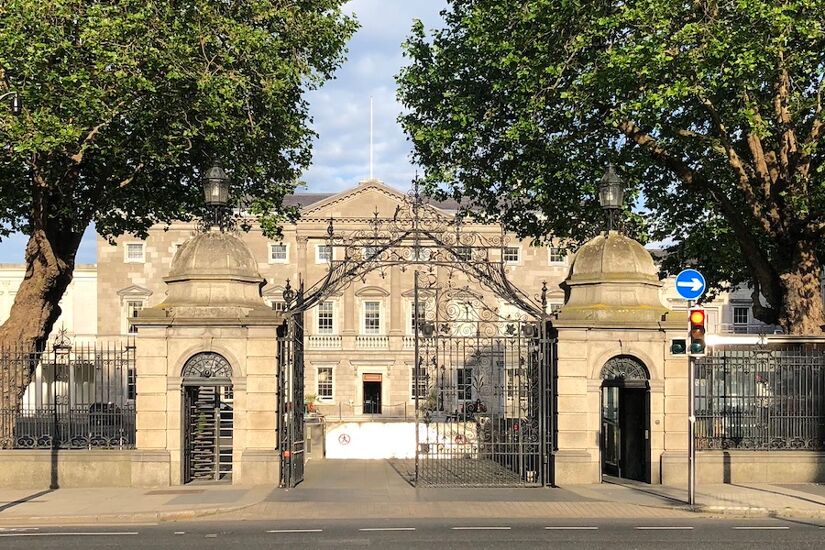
[302,0,448,192]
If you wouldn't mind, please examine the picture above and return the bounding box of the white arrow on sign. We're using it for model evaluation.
[676,278,704,292]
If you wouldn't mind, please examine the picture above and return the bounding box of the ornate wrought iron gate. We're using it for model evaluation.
[277,284,306,488]
[276,183,556,488]
[412,276,554,487]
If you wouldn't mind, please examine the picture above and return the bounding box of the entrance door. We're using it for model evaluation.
[601,386,621,476]
[601,385,648,482]
[363,375,382,414]
[620,388,647,482]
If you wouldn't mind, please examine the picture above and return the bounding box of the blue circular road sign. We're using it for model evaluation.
[675,269,706,300]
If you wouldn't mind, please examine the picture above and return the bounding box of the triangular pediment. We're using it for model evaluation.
[117,284,152,297]
[300,178,450,220]
[261,283,284,297]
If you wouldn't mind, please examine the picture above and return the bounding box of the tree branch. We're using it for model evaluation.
[118,164,144,188]
[69,99,130,167]
[696,95,780,235]
[773,53,800,186]
[617,119,782,311]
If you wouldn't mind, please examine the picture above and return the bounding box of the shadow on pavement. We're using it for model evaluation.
[0,489,55,513]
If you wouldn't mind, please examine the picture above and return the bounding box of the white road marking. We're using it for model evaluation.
[452,526,511,530]
[359,527,416,531]
[0,528,39,532]
[0,532,139,537]
[734,526,790,530]
[205,534,217,538]
[545,526,599,530]
[636,526,694,530]
[267,529,324,533]
[174,531,185,535]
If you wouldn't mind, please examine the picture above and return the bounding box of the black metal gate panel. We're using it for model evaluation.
[278,291,306,488]
[413,278,554,487]
[181,352,234,484]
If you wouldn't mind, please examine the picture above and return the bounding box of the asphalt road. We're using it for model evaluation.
[1,517,825,549]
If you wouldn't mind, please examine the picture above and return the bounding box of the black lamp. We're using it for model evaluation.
[599,164,625,232]
[1,91,22,116]
[203,164,230,227]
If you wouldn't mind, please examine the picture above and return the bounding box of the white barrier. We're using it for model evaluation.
[325,421,479,459]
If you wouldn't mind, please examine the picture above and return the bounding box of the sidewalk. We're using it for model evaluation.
[1,460,824,525]
[569,476,825,519]
[0,484,271,525]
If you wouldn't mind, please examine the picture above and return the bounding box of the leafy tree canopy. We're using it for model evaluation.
[398,0,825,333]
[0,0,358,241]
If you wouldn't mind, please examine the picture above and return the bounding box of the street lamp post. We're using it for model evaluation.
[598,164,625,232]
[202,164,230,229]
[0,91,22,116]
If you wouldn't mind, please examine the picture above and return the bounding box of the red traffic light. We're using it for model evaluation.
[688,307,706,356]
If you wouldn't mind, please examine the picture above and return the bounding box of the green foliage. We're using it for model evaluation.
[398,0,825,320]
[0,0,358,240]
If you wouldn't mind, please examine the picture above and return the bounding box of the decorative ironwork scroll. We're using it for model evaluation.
[600,356,648,382]
[182,352,232,380]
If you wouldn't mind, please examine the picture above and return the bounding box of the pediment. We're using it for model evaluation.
[355,286,391,297]
[301,179,450,220]
[401,288,435,298]
[261,284,284,297]
[117,284,152,297]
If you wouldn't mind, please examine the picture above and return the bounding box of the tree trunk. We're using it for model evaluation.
[777,240,825,336]
[0,227,83,448]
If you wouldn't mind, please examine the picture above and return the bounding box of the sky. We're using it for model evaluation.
[0,0,448,265]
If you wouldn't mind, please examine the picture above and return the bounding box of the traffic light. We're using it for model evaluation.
[670,339,686,355]
[688,307,706,356]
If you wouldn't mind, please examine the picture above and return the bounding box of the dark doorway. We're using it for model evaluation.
[363,380,382,414]
[601,384,649,482]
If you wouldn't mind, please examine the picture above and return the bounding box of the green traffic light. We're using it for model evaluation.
[690,340,705,354]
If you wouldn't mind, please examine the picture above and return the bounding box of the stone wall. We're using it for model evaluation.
[663,451,825,485]
[0,450,169,489]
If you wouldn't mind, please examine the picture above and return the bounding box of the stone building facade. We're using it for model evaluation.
[91,178,778,421]
[97,179,571,420]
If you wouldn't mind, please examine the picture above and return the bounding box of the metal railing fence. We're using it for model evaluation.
[695,342,825,451]
[0,335,136,450]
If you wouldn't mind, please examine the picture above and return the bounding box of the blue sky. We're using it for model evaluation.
[0,0,448,265]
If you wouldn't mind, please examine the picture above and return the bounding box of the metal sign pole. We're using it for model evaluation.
[687,299,696,507]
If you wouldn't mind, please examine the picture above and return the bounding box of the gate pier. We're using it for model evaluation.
[552,231,688,485]
[131,230,282,486]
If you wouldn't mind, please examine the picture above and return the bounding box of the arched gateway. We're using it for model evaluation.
[600,356,650,482]
[181,352,234,483]
[277,184,556,488]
